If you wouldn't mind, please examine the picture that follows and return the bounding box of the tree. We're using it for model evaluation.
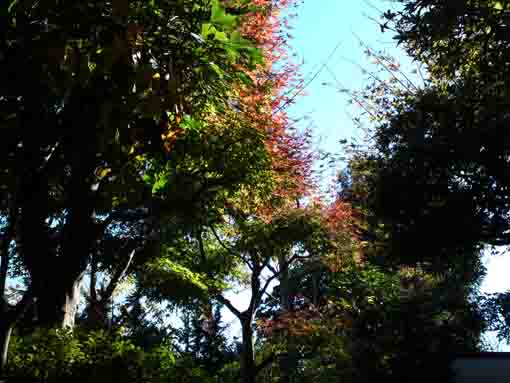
[132,1,325,381]
[331,77,489,382]
[0,0,269,370]
[212,208,338,383]
[176,302,234,372]
[339,3,510,360]
[368,0,510,264]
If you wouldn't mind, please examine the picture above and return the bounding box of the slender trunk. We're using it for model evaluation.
[85,248,135,328]
[278,254,291,312]
[90,253,98,303]
[0,294,34,375]
[62,277,83,328]
[278,254,294,383]
[0,320,12,375]
[240,317,256,383]
[85,255,107,327]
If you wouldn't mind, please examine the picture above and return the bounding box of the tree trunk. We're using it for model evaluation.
[0,320,13,376]
[278,255,290,312]
[240,317,256,383]
[30,85,100,329]
[62,277,83,328]
[278,254,295,383]
[35,274,84,328]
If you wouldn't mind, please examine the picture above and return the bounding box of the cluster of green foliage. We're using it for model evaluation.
[6,327,176,383]
[333,0,510,362]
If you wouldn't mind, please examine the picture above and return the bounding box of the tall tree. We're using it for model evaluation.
[0,0,267,369]
[369,0,510,265]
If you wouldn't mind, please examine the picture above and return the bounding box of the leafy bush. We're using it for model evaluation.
[6,327,177,383]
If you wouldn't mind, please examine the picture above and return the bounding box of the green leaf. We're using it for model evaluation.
[237,72,252,86]
[211,0,237,28]
[245,47,264,65]
[214,30,228,42]
[225,47,240,63]
[201,23,216,39]
[493,1,504,10]
[180,115,202,132]
[152,174,168,194]
[8,0,18,13]
[209,62,224,78]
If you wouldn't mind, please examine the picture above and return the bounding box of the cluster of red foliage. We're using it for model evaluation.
[233,0,317,206]
[236,0,362,261]
[258,306,322,337]
[232,0,362,337]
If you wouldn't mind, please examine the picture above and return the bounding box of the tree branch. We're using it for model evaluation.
[210,225,253,270]
[98,207,150,232]
[260,253,300,299]
[101,248,135,303]
[266,262,278,276]
[209,225,236,255]
[248,263,262,314]
[215,294,242,319]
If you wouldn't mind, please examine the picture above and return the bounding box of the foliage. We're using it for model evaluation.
[0,0,272,330]
[6,327,177,383]
[176,303,236,372]
[324,0,505,377]
[368,0,510,262]
[257,257,485,382]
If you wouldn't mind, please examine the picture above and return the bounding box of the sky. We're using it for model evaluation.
[287,0,412,151]
[219,0,510,349]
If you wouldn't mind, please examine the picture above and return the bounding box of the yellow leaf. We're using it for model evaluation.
[152,73,161,90]
[95,167,111,179]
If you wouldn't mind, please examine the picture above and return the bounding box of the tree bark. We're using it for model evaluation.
[219,295,257,383]
[240,316,256,383]
[278,254,294,383]
[35,273,84,328]
[0,320,13,375]
[62,277,83,328]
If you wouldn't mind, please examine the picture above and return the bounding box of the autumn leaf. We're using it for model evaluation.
[95,167,112,180]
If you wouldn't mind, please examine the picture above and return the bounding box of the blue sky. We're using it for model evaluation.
[287,0,410,151]
[283,0,510,350]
